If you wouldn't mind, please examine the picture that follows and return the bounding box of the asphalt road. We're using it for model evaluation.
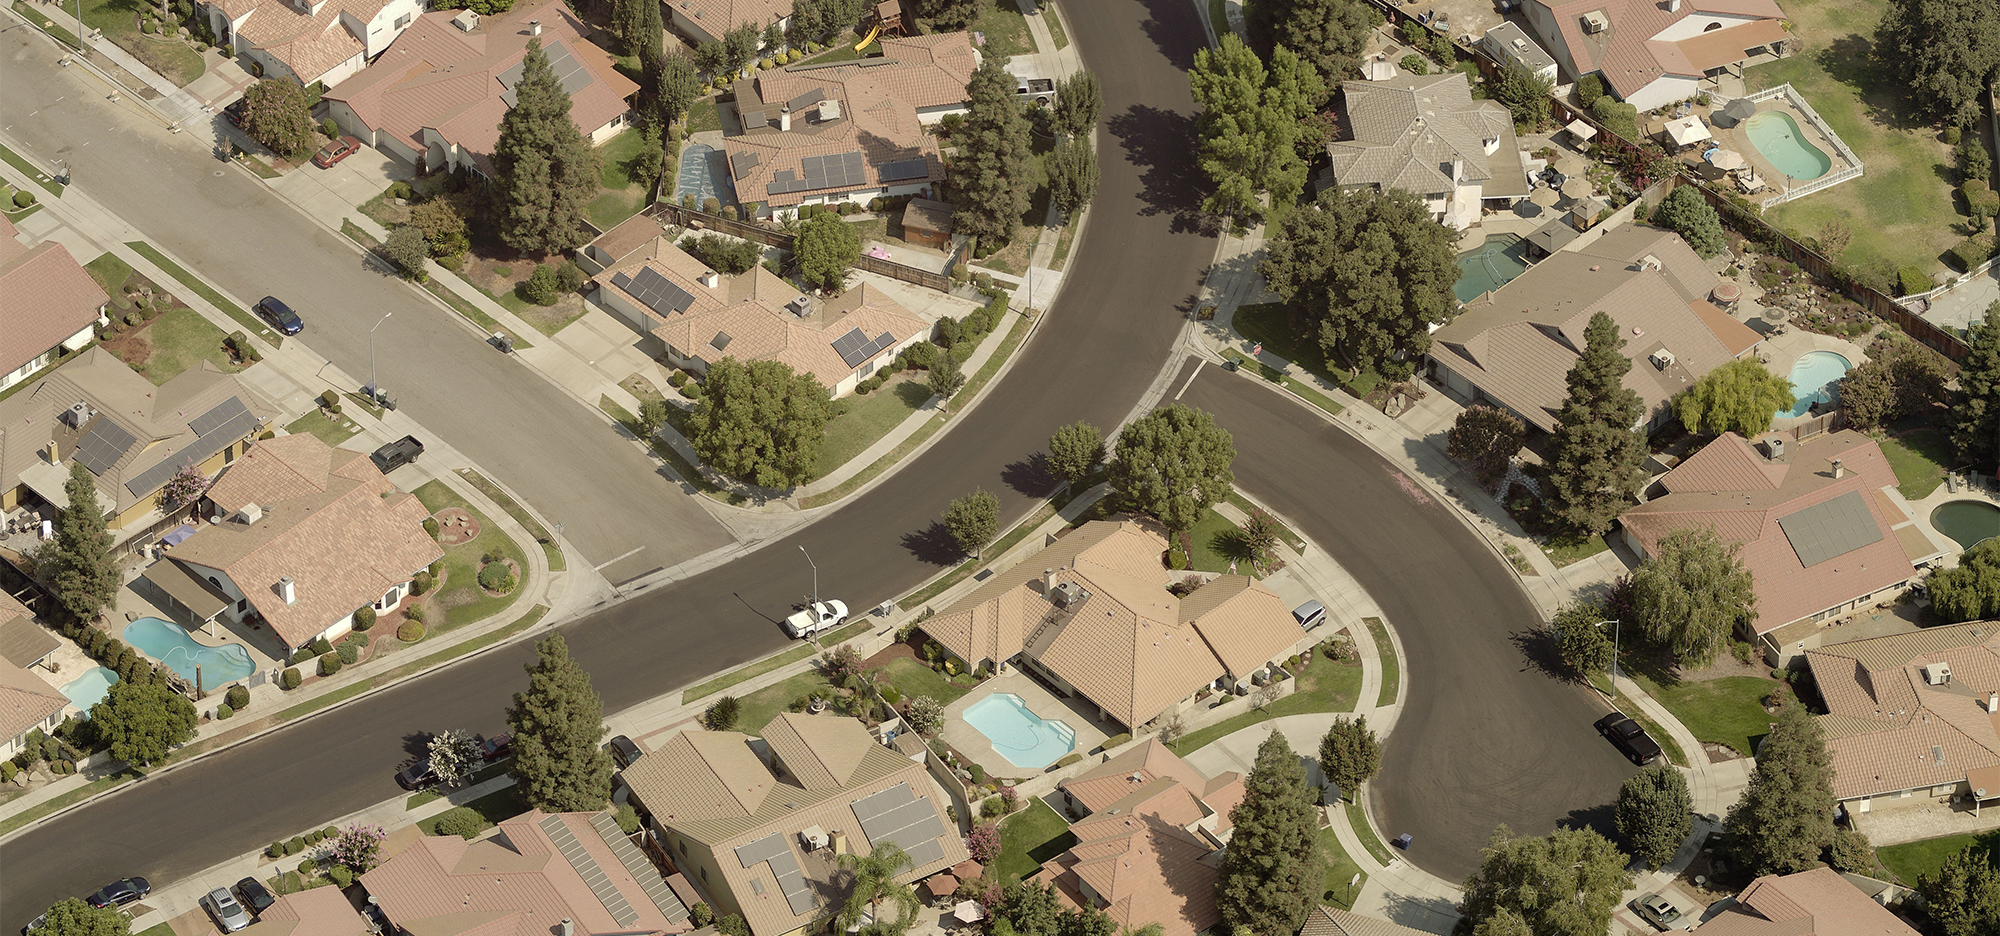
[0,26,729,585]
[1177,365,1635,881]
[0,0,1223,923]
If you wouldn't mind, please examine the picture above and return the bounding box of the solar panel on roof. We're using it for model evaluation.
[624,266,697,318]
[587,813,690,924]
[852,783,916,824]
[736,832,790,867]
[902,838,945,868]
[540,814,641,927]
[74,418,137,477]
[769,849,816,915]
[188,397,249,437]
[878,158,930,182]
[786,88,828,112]
[1777,491,1884,567]
[855,782,948,858]
[830,327,872,367]
[497,41,595,109]
[731,151,763,180]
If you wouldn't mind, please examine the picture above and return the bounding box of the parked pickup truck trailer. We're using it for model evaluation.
[371,435,424,473]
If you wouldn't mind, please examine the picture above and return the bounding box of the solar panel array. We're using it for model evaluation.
[74,418,136,477]
[126,398,262,497]
[540,814,641,927]
[499,41,594,108]
[830,327,898,368]
[614,267,698,318]
[734,833,815,916]
[767,151,868,196]
[188,397,249,437]
[785,88,829,112]
[877,158,930,183]
[732,151,763,180]
[587,813,690,924]
[1777,490,1884,567]
[852,783,947,867]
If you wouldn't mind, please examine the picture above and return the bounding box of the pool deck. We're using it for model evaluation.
[941,671,1114,781]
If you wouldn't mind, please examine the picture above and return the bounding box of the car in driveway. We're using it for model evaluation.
[222,98,248,128]
[255,296,304,335]
[395,758,438,790]
[86,878,149,909]
[233,877,274,916]
[202,888,252,932]
[784,600,847,638]
[371,435,424,473]
[1633,892,1682,930]
[1291,600,1326,630]
[1595,712,1663,765]
[606,735,642,768]
[311,135,363,168]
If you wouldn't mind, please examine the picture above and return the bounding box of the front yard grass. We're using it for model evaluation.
[679,620,870,702]
[284,409,360,446]
[1221,349,1346,419]
[77,0,204,86]
[0,139,65,197]
[1232,303,1380,400]
[995,799,1075,883]
[1316,826,1366,909]
[879,656,976,706]
[813,378,931,479]
[1625,668,1772,758]
[124,307,235,384]
[732,670,835,735]
[412,480,528,635]
[1877,425,1951,500]
[1364,618,1398,707]
[968,0,1034,57]
[1345,802,1394,864]
[1877,831,1997,885]
[456,468,565,572]
[124,241,279,346]
[1170,655,1364,756]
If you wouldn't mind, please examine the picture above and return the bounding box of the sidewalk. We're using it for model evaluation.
[9,1,232,129]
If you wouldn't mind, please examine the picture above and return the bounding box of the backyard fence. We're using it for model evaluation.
[645,202,953,292]
[1737,84,1865,207]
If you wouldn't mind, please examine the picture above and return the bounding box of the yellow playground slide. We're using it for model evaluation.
[854,24,880,51]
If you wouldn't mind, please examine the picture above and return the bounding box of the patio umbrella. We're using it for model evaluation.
[1708,148,1747,171]
[1561,176,1591,199]
[1530,186,1560,207]
[950,861,986,880]
[1715,97,1757,128]
[953,902,986,923]
[926,875,960,899]
[1564,118,1597,144]
[1664,115,1712,148]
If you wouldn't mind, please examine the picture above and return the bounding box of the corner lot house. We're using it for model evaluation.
[620,713,968,936]
[1427,226,1761,432]
[325,0,637,176]
[1520,0,1788,110]
[921,519,1312,731]
[197,0,425,89]
[138,433,441,658]
[1319,72,1528,231]
[1691,867,1918,934]
[0,216,108,394]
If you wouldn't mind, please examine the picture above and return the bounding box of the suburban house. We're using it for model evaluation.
[0,216,108,394]
[1427,225,1762,432]
[1619,430,1945,664]
[197,0,425,89]
[667,0,789,47]
[774,34,980,124]
[1691,867,1920,934]
[1520,0,1789,110]
[238,880,373,936]
[620,713,967,936]
[1034,739,1244,936]
[1318,72,1528,231]
[324,0,637,176]
[583,221,929,397]
[0,591,64,761]
[920,519,1313,731]
[1480,22,1559,85]
[1302,906,1442,936]
[0,347,274,537]
[137,433,442,658]
[361,808,695,936]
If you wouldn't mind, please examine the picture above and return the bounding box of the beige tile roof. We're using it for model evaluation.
[1063,739,1215,813]
[1430,225,1758,432]
[0,612,59,670]
[1804,621,2000,799]
[241,881,372,936]
[1301,907,1438,936]
[165,434,441,649]
[1620,431,1920,635]
[762,712,872,790]
[1692,867,1919,936]
[0,242,107,381]
[1527,0,1785,100]
[1326,73,1526,199]
[666,0,787,36]
[767,34,978,112]
[724,70,941,207]
[0,657,66,743]
[621,729,778,824]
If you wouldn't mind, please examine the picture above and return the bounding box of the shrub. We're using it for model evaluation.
[969,762,987,784]
[286,836,305,854]
[328,865,355,887]
[282,667,301,689]
[398,620,426,642]
[478,561,517,593]
[423,517,440,539]
[319,652,343,676]
[759,57,775,70]
[13,190,35,208]
[1099,733,1131,751]
[1945,127,1963,144]
[225,685,250,709]
[406,602,426,623]
[1054,752,1083,768]
[307,829,324,845]
[354,606,377,631]
[981,796,1004,818]
[967,822,1001,864]
[1399,54,1428,75]
[1952,237,1994,272]
[522,264,563,305]
[311,636,334,657]
[1897,265,1933,296]
[556,260,586,293]
[429,806,483,838]
[1961,136,1992,182]
[267,842,285,858]
[217,704,233,719]
[297,857,316,876]
[337,641,360,665]
[323,826,338,839]
[880,685,902,705]
[703,196,721,214]
[412,571,435,595]
[615,803,641,834]
[319,118,339,139]
[321,390,339,408]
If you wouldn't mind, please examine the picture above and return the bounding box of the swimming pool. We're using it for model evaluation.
[1743,111,1833,182]
[122,617,255,686]
[59,666,118,713]
[1931,501,2000,551]
[1454,233,1530,304]
[1780,351,1852,418]
[962,693,1077,769]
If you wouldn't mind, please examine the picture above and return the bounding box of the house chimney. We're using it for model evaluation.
[1451,157,1463,181]
[1044,568,1055,594]
[529,19,542,35]
[780,105,791,132]
[1831,457,1845,479]
[1988,691,1998,714]
[558,921,572,936]
[279,576,297,605]
[43,439,58,463]
[700,270,720,288]
[1668,0,1681,10]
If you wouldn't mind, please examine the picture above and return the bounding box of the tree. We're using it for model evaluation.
[1048,421,1105,487]
[684,358,834,487]
[1237,510,1280,569]
[242,79,317,160]
[1051,71,1101,139]
[1839,331,1949,430]
[1454,826,1632,936]
[722,23,762,74]
[1813,218,1852,258]
[1046,138,1098,217]
[915,0,986,31]
[953,57,1035,243]
[1954,306,2000,465]
[1109,404,1235,533]
[1879,0,2000,127]
[703,695,740,731]
[505,634,614,812]
[1590,96,1639,141]
[37,462,118,624]
[904,695,944,734]
[90,679,196,766]
[1550,598,1613,682]
[716,916,751,936]
[1575,74,1605,108]
[34,900,130,936]
[927,354,966,400]
[1260,185,1458,380]
[1217,732,1325,936]
[1615,766,1690,869]
[1725,704,1836,875]
[383,226,431,281]
[643,52,700,130]
[1654,185,1727,258]
[440,0,513,12]
[409,194,472,258]
[1826,828,1878,875]
[1316,715,1380,799]
[613,0,649,55]
[1924,538,2000,622]
[790,0,866,41]
[1190,36,1323,221]
[1492,61,1552,129]
[1467,909,1531,936]
[327,823,387,872]
[156,463,208,513]
[1544,312,1646,538]
[997,880,1066,936]
[944,488,1000,558]
[1263,0,1379,87]
[1916,845,2000,936]
[680,233,764,274]
[637,398,670,441]
[1674,358,1795,436]
[694,41,729,77]
[1446,406,1525,486]
[796,210,861,292]
[428,729,483,786]
[1628,527,1755,669]
[492,39,603,255]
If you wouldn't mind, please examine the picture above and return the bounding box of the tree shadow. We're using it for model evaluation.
[1620,644,1685,690]
[1001,452,1059,498]
[1561,801,1621,845]
[1508,626,1573,683]
[893,380,932,408]
[1104,105,1215,234]
[900,521,963,566]
[1131,0,1204,73]
[400,732,433,761]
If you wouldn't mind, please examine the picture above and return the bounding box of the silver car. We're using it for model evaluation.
[202,888,252,933]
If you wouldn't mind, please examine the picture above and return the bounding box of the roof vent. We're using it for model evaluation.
[1511,37,1528,52]
[817,99,842,121]
[1650,348,1676,370]
[237,503,263,524]
[1924,662,1951,685]
[451,9,479,31]
[1639,254,1663,271]
[63,401,92,428]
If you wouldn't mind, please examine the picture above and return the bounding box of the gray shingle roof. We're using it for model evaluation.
[1326,73,1516,197]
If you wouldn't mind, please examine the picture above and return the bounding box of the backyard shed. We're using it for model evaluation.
[902,198,955,249]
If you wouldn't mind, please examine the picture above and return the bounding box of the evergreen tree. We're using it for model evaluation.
[1216,732,1326,936]
[1109,404,1235,533]
[642,52,699,130]
[1445,405,1525,485]
[1047,421,1105,487]
[1270,0,1379,86]
[684,358,834,487]
[492,39,603,255]
[1916,845,2000,936]
[1316,715,1380,799]
[953,58,1034,243]
[1466,909,1531,936]
[1051,71,1101,139]
[1878,0,2000,127]
[90,679,196,766]
[1674,358,1796,436]
[943,488,1000,558]
[1615,765,1691,869]
[1047,138,1098,217]
[506,634,614,812]
[37,462,118,624]
[997,880,1066,936]
[1953,306,2000,465]
[1544,312,1646,538]
[795,209,861,292]
[1549,598,1613,682]
[1827,828,1879,875]
[1453,826,1632,936]
[915,0,986,31]
[1190,36,1323,221]
[35,899,130,936]
[613,0,650,55]
[1491,61,1552,129]
[722,23,762,73]
[1654,185,1727,258]
[242,78,317,160]
[1723,704,1836,876]
[927,355,966,400]
[1628,527,1755,668]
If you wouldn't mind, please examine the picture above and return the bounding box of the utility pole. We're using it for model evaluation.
[1597,619,1621,699]
[367,311,392,397]
[799,545,818,611]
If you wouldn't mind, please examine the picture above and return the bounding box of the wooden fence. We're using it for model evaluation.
[645,203,953,292]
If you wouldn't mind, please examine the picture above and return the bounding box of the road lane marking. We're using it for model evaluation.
[1174,360,1205,400]
[594,546,646,571]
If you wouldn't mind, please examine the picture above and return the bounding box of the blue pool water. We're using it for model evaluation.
[122,617,255,686]
[59,666,118,713]
[1780,350,1852,418]
[1743,111,1833,182]
[1454,233,1531,304]
[963,693,1077,769]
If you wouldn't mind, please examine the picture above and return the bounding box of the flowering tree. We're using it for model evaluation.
[967,823,1001,864]
[429,729,483,787]
[999,785,1019,813]
[903,696,944,735]
[328,823,387,872]
[156,463,208,513]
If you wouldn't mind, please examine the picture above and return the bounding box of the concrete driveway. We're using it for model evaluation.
[267,144,409,222]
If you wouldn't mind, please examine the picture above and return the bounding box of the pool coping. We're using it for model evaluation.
[120,616,260,688]
[961,691,1080,771]
[1778,349,1854,419]
[941,671,1113,782]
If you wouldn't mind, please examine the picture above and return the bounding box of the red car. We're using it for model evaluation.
[311,135,363,168]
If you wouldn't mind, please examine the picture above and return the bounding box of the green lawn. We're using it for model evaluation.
[1544,534,1610,567]
[420,786,528,836]
[731,670,835,735]
[1232,303,1380,400]
[1170,656,1364,756]
[814,379,930,479]
[1043,6,1068,48]
[879,656,976,706]
[687,99,722,134]
[0,138,65,197]
[1183,507,1278,576]
[131,307,234,384]
[77,0,204,86]
[969,0,1034,57]
[12,1,83,52]
[1878,425,1951,500]
[1317,826,1366,910]
[994,799,1075,883]
[284,409,361,446]
[1220,349,1346,418]
[457,468,565,572]
[1877,831,1997,885]
[1626,671,1773,758]
[125,241,279,345]
[1364,618,1397,707]
[1345,802,1394,864]
[588,130,658,230]
[412,481,528,635]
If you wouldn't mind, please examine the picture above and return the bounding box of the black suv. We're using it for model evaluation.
[370,435,424,473]
[255,296,304,335]
[1595,712,1663,765]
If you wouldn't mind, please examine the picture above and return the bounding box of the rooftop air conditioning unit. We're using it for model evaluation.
[1582,11,1609,33]
[816,99,842,121]
[237,503,263,524]
[1764,437,1785,460]
[1650,348,1676,370]
[700,270,720,288]
[62,402,91,428]
[451,9,479,31]
[1050,581,1090,609]
[1924,662,1952,685]
[786,295,811,317]
[800,827,829,851]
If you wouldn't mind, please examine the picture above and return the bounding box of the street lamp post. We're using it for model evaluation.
[367,311,392,397]
[1596,619,1621,699]
[799,545,818,611]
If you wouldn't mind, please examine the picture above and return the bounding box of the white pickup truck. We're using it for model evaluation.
[784,600,848,638]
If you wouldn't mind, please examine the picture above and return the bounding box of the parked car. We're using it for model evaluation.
[606,735,642,768]
[85,878,150,909]
[311,135,363,168]
[481,733,513,761]
[202,888,252,933]
[232,877,275,915]
[784,599,847,638]
[1291,600,1326,630]
[395,758,438,790]
[222,98,248,128]
[1594,712,1663,765]
[371,435,424,473]
[1634,893,1682,930]
[255,296,304,335]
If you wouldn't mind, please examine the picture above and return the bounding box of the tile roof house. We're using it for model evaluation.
[666,0,790,47]
[1692,867,1920,935]
[1032,740,1242,936]
[139,433,442,654]
[1618,430,1944,661]
[324,0,638,176]
[588,232,929,397]
[620,713,969,936]
[921,520,1312,730]
[239,881,373,936]
[1318,72,1529,231]
[0,216,108,394]
[0,347,275,534]
[1300,906,1439,936]
[0,589,59,673]
[198,0,424,89]
[1426,225,1762,432]
[1520,0,1789,110]
[362,808,694,936]
[0,653,66,761]
[770,35,980,121]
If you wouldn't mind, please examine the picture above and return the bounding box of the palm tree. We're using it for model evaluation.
[836,842,918,936]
